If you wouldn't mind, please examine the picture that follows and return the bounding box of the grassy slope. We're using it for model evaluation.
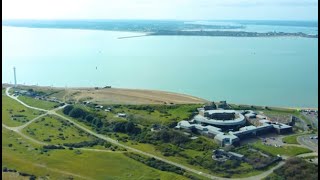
[2,127,187,180]
[2,172,29,180]
[2,95,43,127]
[252,141,312,156]
[18,96,59,110]
[22,115,97,144]
[282,133,311,144]
[57,106,276,178]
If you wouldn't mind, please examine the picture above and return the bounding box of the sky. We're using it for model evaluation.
[2,0,318,21]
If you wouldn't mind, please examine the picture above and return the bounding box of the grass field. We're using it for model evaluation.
[3,127,188,180]
[2,95,43,127]
[112,104,200,125]
[282,133,310,144]
[2,172,29,180]
[18,96,60,110]
[252,141,312,156]
[22,115,97,145]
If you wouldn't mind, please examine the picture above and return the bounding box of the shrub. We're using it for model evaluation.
[63,105,74,115]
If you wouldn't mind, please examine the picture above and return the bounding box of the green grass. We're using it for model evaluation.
[22,115,97,145]
[252,141,312,156]
[2,95,43,127]
[105,104,200,125]
[18,96,59,110]
[282,133,310,144]
[3,127,188,180]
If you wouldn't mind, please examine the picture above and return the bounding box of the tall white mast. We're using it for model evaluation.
[13,66,17,87]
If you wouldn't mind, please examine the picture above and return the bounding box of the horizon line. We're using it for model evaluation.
[2,18,319,22]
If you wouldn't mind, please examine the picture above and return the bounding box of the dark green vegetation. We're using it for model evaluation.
[264,157,318,180]
[60,104,280,178]
[186,145,280,178]
[62,104,200,132]
[124,153,185,175]
[2,95,43,126]
[2,167,36,180]
[234,146,281,169]
[3,20,317,38]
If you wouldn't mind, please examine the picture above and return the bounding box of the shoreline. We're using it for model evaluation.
[3,25,317,39]
[2,83,317,110]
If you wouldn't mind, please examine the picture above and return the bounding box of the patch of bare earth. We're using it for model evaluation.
[66,88,208,105]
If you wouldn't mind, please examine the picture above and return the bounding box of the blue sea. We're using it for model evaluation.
[2,21,318,108]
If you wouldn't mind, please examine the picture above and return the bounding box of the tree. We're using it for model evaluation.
[85,114,94,123]
[125,122,135,133]
[69,107,86,118]
[63,105,74,115]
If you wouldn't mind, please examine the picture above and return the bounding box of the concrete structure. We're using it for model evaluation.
[212,149,244,161]
[216,101,228,109]
[214,133,239,146]
[13,66,17,87]
[117,113,127,118]
[175,121,222,136]
[194,110,246,128]
[176,109,293,147]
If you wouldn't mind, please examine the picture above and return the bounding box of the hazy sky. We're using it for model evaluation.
[2,0,318,20]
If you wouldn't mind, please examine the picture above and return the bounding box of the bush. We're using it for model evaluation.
[63,105,74,115]
[69,107,87,118]
[63,139,105,148]
[43,145,65,150]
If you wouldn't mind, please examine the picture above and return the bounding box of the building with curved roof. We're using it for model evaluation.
[194,109,246,127]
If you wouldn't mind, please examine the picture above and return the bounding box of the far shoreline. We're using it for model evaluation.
[2,83,318,110]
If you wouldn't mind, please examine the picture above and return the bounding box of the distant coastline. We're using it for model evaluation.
[2,19,318,38]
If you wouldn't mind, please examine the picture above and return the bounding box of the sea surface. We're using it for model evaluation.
[2,26,318,108]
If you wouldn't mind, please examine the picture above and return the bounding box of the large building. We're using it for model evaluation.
[194,109,246,128]
[175,108,293,147]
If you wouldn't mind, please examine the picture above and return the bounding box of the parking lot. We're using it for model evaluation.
[254,133,285,147]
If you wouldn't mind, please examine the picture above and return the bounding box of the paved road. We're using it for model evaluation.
[4,87,287,180]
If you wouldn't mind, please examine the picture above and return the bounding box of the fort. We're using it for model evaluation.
[175,101,293,146]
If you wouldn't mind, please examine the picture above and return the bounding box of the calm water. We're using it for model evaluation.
[2,27,318,108]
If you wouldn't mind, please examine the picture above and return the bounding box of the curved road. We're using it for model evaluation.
[297,135,318,153]
[4,87,286,180]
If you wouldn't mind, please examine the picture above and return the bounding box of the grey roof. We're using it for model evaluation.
[272,123,292,129]
[228,151,244,158]
[205,125,223,135]
[214,133,239,141]
[177,120,194,129]
[239,125,257,131]
[245,113,256,118]
[194,113,246,126]
[194,124,208,131]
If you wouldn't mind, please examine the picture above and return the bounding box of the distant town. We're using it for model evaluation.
[3,20,318,38]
